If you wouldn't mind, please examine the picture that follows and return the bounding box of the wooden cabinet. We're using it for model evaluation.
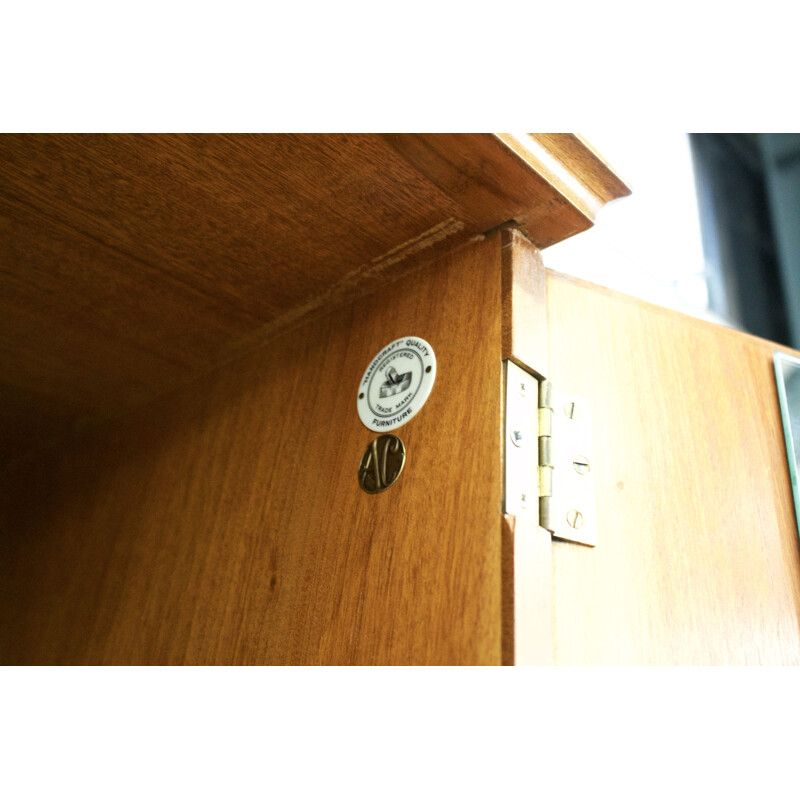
[1,133,798,664]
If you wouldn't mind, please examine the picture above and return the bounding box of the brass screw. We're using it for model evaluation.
[573,455,590,475]
[566,509,584,529]
[564,402,580,420]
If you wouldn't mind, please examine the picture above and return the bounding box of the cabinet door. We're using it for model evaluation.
[544,271,800,664]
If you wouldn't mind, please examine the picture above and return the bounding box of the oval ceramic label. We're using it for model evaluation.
[357,337,437,432]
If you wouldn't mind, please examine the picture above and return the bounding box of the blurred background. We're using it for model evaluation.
[543,133,800,349]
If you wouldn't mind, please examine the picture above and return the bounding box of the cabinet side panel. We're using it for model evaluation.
[0,237,504,665]
[547,271,800,665]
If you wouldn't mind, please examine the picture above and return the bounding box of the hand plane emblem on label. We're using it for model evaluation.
[379,366,412,398]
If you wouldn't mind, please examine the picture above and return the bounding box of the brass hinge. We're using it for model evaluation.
[504,361,596,546]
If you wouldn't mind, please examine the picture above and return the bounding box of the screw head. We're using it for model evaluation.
[572,455,590,475]
[520,492,528,508]
[566,509,584,529]
[510,429,524,447]
[564,401,580,420]
[519,381,528,397]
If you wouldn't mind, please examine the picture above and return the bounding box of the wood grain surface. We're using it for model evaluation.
[495,134,631,224]
[501,515,553,665]
[0,236,505,665]
[500,230,552,665]
[501,227,549,379]
[383,134,630,249]
[0,133,628,469]
[546,271,800,665]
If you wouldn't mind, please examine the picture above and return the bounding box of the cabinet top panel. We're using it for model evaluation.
[0,133,629,467]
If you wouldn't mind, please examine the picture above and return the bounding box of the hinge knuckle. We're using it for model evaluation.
[538,378,553,410]
[538,464,554,497]
[538,436,553,467]
[538,406,553,437]
[539,496,554,533]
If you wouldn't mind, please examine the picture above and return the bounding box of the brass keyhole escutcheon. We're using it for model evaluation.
[358,434,406,494]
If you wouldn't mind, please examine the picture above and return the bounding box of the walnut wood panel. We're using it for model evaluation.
[382,134,630,249]
[0,133,628,468]
[0,236,504,665]
[546,272,800,665]
[0,193,255,461]
[501,227,549,379]
[500,231,552,665]
[501,515,553,666]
